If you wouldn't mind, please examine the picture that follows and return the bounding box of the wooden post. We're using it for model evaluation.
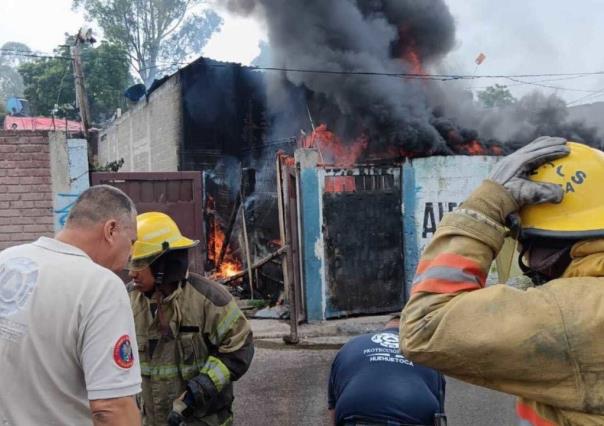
[220,246,287,285]
[240,199,254,300]
[276,156,290,300]
[277,155,299,344]
[71,32,91,138]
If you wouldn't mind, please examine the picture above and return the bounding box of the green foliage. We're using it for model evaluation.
[19,45,76,120]
[83,42,133,122]
[0,41,32,101]
[477,84,516,108]
[73,0,223,85]
[90,158,125,172]
[18,40,131,124]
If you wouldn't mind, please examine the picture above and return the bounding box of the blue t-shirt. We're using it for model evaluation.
[328,328,445,426]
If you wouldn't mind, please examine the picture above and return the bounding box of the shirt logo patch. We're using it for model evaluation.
[113,335,134,369]
[370,332,399,349]
[0,257,39,317]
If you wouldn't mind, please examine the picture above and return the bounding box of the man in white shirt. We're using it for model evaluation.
[0,185,142,425]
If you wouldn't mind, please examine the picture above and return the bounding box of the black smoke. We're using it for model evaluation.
[225,0,601,157]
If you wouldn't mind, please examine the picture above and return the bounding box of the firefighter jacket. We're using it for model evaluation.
[400,180,604,426]
[129,273,254,426]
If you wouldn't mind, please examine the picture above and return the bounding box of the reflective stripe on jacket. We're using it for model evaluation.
[401,180,604,425]
[130,273,253,426]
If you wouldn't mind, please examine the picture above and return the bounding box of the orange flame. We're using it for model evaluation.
[490,145,504,156]
[218,261,241,278]
[463,140,485,155]
[404,47,424,75]
[214,227,242,279]
[398,27,425,75]
[207,198,243,279]
[302,124,368,166]
[278,151,295,167]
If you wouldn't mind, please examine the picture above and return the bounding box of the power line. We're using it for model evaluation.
[567,87,604,106]
[503,77,604,94]
[4,48,604,106]
[5,48,604,81]
[473,74,593,89]
[0,49,71,60]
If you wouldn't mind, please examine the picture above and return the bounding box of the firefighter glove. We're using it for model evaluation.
[167,392,193,426]
[489,136,569,207]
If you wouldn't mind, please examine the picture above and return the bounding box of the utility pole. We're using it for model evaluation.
[71,27,94,138]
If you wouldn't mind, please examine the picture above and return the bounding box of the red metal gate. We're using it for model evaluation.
[91,172,204,273]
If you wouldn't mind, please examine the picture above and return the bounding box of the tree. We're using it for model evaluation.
[18,45,76,120]
[82,41,134,122]
[477,84,516,108]
[0,42,31,102]
[73,0,223,86]
[19,40,132,123]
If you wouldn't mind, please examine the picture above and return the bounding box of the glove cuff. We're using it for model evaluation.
[188,373,218,408]
[461,180,518,224]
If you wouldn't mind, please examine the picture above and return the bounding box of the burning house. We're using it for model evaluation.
[98,0,601,321]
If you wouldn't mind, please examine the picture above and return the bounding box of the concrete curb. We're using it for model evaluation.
[250,314,395,350]
[254,338,343,350]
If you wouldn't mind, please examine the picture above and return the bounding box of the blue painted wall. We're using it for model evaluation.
[402,160,418,299]
[296,150,324,321]
[53,138,90,231]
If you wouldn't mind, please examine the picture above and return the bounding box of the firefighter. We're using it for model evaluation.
[127,212,254,426]
[400,137,604,424]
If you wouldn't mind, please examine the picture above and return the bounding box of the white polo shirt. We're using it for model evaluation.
[0,237,141,425]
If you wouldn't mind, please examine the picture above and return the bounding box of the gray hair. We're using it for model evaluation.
[66,185,137,227]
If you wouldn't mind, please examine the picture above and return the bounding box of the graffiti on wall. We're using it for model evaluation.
[413,156,499,255]
[421,201,459,238]
[54,193,80,228]
[52,139,89,232]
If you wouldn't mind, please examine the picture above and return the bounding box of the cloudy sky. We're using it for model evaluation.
[1,0,603,104]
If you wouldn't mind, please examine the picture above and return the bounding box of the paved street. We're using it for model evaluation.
[234,347,515,426]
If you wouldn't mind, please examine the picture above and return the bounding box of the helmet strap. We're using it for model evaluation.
[150,254,173,338]
[518,239,573,285]
[518,245,549,286]
[153,255,167,289]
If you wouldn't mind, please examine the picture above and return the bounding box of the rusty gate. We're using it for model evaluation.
[322,166,404,317]
[91,172,204,273]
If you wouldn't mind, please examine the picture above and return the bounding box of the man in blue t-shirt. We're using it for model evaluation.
[328,316,446,426]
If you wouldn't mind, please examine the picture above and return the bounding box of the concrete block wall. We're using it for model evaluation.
[0,131,54,250]
[97,74,182,172]
[402,156,500,295]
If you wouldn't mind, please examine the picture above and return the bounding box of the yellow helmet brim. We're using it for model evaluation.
[520,142,604,239]
[127,238,200,271]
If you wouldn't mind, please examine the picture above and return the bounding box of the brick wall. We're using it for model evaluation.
[0,131,54,250]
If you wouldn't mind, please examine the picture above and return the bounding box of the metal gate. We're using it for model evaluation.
[91,172,204,273]
[322,166,404,317]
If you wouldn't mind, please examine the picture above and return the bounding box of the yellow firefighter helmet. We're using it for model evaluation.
[520,141,604,239]
[128,212,199,271]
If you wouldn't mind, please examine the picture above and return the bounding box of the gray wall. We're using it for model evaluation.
[97,74,182,172]
[49,133,89,231]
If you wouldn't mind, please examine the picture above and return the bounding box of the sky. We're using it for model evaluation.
[1,0,604,105]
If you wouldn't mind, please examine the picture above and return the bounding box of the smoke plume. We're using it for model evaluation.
[225,0,601,156]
